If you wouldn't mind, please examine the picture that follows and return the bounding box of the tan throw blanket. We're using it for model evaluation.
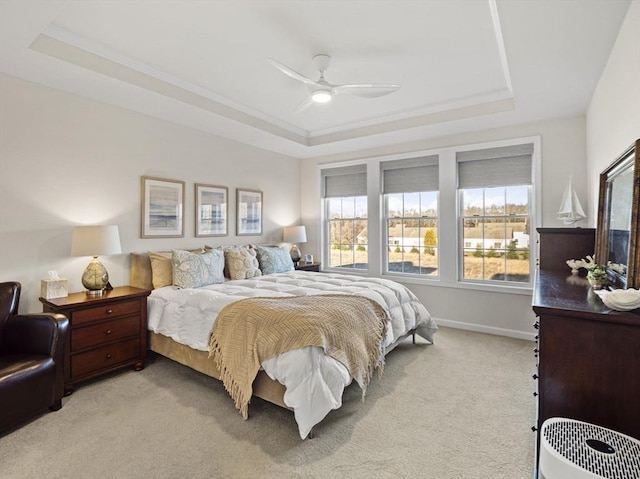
[208,294,389,419]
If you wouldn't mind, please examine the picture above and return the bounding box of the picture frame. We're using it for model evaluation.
[141,176,185,238]
[195,184,228,237]
[236,188,263,236]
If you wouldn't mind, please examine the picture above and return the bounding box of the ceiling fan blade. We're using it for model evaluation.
[267,58,320,87]
[334,83,400,98]
[293,96,315,114]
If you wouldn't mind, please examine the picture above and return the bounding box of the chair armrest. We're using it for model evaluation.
[1,313,69,360]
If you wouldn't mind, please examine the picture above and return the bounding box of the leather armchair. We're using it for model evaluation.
[0,281,69,433]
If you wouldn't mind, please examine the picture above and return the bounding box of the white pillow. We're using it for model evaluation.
[172,248,224,288]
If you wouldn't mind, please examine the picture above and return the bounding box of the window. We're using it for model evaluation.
[322,165,368,270]
[318,137,539,292]
[327,196,368,269]
[381,156,439,276]
[457,143,533,284]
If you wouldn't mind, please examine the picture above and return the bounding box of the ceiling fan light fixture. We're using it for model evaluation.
[311,89,332,103]
[268,55,399,112]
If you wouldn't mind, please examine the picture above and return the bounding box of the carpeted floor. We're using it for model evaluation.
[0,327,536,479]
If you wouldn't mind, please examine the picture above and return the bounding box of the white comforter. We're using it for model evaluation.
[147,271,437,438]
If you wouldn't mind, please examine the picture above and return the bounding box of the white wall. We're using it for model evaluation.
[586,0,640,216]
[0,74,301,313]
[301,116,588,339]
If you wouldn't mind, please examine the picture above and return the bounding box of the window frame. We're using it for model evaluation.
[320,162,370,273]
[383,191,440,277]
[324,195,369,271]
[458,185,533,286]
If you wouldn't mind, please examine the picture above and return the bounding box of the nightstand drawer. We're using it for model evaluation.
[72,315,140,350]
[71,338,140,379]
[72,300,141,325]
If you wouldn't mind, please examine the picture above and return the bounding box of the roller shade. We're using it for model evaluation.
[381,155,439,194]
[321,164,367,197]
[457,143,533,188]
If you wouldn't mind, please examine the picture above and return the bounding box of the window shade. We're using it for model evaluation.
[321,164,367,197]
[381,155,439,194]
[457,143,533,188]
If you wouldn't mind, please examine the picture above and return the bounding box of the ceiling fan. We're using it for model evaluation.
[267,54,400,112]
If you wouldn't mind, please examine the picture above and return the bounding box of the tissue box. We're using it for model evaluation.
[41,279,68,299]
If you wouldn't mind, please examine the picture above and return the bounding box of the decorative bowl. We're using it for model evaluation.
[594,288,640,311]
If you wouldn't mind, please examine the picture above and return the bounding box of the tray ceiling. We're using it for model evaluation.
[0,0,631,159]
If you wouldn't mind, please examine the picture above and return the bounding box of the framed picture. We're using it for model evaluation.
[141,176,185,238]
[195,184,228,237]
[236,188,263,236]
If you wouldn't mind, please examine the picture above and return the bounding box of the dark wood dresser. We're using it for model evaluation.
[40,286,150,394]
[533,228,640,442]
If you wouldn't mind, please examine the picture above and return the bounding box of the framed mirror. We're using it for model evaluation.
[595,139,640,289]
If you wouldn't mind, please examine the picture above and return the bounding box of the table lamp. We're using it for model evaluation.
[71,225,122,296]
[283,225,307,265]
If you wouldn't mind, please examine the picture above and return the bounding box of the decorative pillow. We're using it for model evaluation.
[223,245,262,280]
[172,248,224,288]
[256,245,294,274]
[148,252,173,289]
[148,248,204,289]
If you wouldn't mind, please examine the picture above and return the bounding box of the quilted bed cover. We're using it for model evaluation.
[147,271,438,438]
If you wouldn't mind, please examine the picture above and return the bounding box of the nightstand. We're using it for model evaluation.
[294,262,321,272]
[40,286,151,394]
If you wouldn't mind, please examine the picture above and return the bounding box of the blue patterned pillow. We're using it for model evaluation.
[256,246,294,274]
[172,248,224,288]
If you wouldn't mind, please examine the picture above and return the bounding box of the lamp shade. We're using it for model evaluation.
[283,226,307,244]
[71,225,122,257]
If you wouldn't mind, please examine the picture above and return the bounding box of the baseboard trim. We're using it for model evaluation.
[433,317,536,341]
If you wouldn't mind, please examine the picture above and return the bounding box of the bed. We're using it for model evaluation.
[130,246,437,438]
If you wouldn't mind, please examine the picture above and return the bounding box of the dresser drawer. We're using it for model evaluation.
[71,315,140,350]
[71,338,140,379]
[72,299,141,326]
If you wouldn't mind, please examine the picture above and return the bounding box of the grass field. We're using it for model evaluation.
[329,249,530,282]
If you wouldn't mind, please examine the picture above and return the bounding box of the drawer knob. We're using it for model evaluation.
[532,374,539,380]
[105,329,112,335]
[533,392,538,397]
[106,353,112,359]
[106,309,113,315]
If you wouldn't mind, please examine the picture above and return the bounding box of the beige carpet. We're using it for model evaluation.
[0,327,536,479]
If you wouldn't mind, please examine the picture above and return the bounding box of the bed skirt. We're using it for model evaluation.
[148,332,290,410]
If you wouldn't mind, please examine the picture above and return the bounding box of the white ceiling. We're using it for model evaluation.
[0,0,631,159]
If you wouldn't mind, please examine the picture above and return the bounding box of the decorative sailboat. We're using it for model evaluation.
[557,176,586,226]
